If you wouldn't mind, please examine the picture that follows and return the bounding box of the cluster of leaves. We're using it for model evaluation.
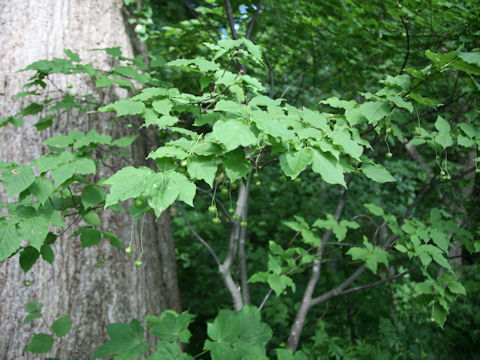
[1,0,480,358]
[23,302,72,357]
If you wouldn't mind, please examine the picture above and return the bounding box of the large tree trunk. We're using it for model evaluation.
[0,1,181,359]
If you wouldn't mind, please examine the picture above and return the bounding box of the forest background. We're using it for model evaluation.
[0,0,479,359]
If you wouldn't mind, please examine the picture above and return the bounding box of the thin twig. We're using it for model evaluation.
[175,201,221,267]
[245,0,263,40]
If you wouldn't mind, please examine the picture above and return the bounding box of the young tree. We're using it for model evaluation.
[1,0,479,359]
[0,1,180,358]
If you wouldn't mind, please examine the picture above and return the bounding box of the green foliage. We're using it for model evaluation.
[2,0,480,358]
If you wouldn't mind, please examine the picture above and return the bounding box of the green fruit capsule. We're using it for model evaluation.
[24,280,31,287]
[135,260,142,267]
[240,221,247,227]
[208,205,217,214]
[212,217,221,224]
[255,181,262,186]
[180,159,188,167]
[293,178,301,184]
[233,214,240,221]
[231,182,238,190]
[228,208,235,215]
[134,198,144,209]
[125,247,133,254]
[221,187,229,195]
[386,152,393,158]
[386,127,392,134]
[253,173,260,180]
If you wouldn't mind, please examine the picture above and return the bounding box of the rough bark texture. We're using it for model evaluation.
[0,1,181,359]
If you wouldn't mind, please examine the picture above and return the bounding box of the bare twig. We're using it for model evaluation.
[245,0,263,40]
[287,185,348,351]
[180,0,221,41]
[399,17,410,74]
[239,173,253,304]
[175,202,221,267]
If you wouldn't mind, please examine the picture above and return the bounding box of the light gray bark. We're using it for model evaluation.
[0,1,180,359]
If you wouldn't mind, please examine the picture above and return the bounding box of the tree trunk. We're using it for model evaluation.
[0,1,181,359]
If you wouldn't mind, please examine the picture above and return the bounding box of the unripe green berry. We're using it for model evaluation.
[24,280,31,287]
[231,182,238,190]
[228,208,235,214]
[134,198,144,209]
[386,152,393,158]
[212,217,221,224]
[208,205,217,214]
[253,173,260,180]
[56,228,61,234]
[135,260,142,267]
[240,221,247,227]
[386,127,392,134]
[125,247,133,254]
[180,159,188,167]
[233,214,240,221]
[255,181,262,186]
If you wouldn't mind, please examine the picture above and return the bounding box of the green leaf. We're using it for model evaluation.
[279,148,313,179]
[435,132,453,149]
[434,116,451,133]
[29,177,54,205]
[80,228,102,248]
[94,319,148,359]
[146,173,179,217]
[364,203,384,216]
[1,166,35,197]
[81,185,106,210]
[25,333,54,354]
[431,302,447,327]
[0,222,21,262]
[34,114,55,130]
[187,155,217,187]
[311,149,346,187]
[148,342,195,360]
[152,99,173,115]
[44,134,74,148]
[23,302,43,325]
[64,49,81,62]
[459,51,480,66]
[169,172,196,207]
[276,348,309,360]
[205,306,272,360]
[332,129,363,160]
[18,216,49,250]
[112,135,137,148]
[52,314,72,337]
[51,163,75,185]
[103,166,153,208]
[100,98,146,117]
[251,111,297,142]
[361,164,396,183]
[146,310,195,343]
[224,149,251,182]
[448,281,466,296]
[103,230,122,250]
[41,244,54,264]
[359,101,390,125]
[82,212,101,227]
[145,114,179,129]
[212,119,257,152]
[20,246,40,273]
